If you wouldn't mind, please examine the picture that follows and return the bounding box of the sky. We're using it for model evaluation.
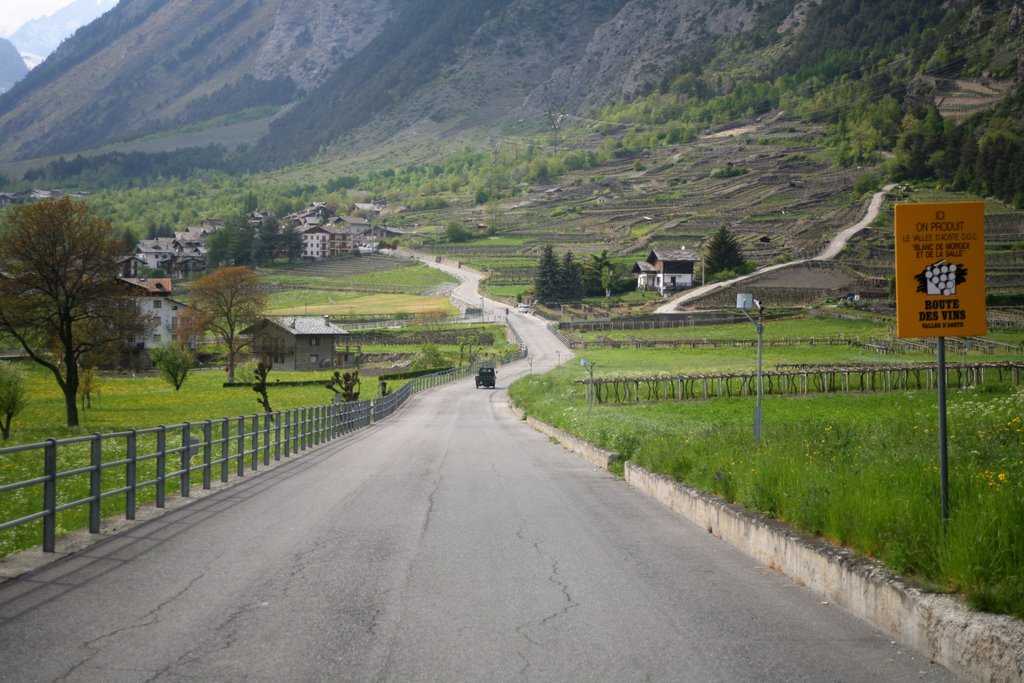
[0,0,83,37]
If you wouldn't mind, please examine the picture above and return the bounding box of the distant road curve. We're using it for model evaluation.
[655,184,894,313]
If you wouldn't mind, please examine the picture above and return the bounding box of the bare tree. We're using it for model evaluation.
[0,198,147,427]
[188,266,266,384]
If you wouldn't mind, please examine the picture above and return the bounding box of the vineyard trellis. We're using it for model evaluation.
[578,362,1024,404]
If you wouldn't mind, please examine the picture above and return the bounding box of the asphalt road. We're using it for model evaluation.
[0,278,957,681]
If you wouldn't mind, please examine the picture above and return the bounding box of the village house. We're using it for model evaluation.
[633,248,700,295]
[133,230,209,278]
[119,277,192,369]
[134,237,177,271]
[246,316,347,371]
[285,202,335,227]
[116,255,146,278]
[296,225,334,259]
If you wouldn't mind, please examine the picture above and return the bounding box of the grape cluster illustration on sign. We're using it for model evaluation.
[915,260,967,296]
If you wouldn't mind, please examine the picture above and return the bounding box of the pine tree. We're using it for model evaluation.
[534,244,560,303]
[704,226,747,277]
[556,251,583,301]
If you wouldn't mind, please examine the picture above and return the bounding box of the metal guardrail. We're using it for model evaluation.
[547,323,573,349]
[0,349,526,556]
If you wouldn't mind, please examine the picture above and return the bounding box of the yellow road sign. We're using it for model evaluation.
[894,201,986,338]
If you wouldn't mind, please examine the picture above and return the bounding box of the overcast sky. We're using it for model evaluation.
[0,0,87,37]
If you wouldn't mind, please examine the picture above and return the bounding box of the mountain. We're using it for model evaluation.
[8,0,119,64]
[0,0,408,162]
[0,0,768,166]
[0,38,28,94]
[0,0,1021,178]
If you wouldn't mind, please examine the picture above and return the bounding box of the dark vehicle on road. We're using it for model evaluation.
[475,366,496,389]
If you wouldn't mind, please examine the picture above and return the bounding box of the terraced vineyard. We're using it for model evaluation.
[393,114,1024,311]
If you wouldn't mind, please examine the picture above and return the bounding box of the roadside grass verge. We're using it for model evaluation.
[510,352,1024,618]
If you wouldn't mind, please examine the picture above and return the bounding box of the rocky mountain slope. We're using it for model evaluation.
[0,0,772,167]
[0,38,28,94]
[0,0,409,161]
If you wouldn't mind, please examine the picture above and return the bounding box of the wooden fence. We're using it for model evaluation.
[579,361,1024,404]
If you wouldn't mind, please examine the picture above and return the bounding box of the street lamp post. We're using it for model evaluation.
[737,294,764,442]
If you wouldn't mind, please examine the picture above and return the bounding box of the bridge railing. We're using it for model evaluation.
[0,348,527,557]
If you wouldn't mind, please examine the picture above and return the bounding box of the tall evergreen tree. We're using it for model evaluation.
[534,244,560,304]
[556,251,584,302]
[704,226,747,277]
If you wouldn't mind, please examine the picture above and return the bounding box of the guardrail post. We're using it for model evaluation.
[263,413,271,466]
[250,416,259,471]
[300,408,307,451]
[180,422,191,498]
[155,426,164,509]
[220,419,229,482]
[236,416,245,476]
[89,433,102,534]
[274,411,282,461]
[284,410,291,458]
[129,430,139,520]
[43,439,57,553]
[203,420,212,490]
[314,406,320,446]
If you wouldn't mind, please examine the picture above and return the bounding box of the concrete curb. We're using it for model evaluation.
[512,403,1024,683]
[520,414,618,469]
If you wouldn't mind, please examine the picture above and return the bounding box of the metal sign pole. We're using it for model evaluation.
[937,337,949,531]
[754,316,763,442]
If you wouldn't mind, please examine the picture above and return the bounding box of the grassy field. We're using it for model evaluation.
[265,263,457,292]
[259,259,459,316]
[575,315,887,342]
[267,292,456,317]
[2,362,347,447]
[509,333,1024,618]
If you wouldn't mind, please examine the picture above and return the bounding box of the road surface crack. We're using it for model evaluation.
[56,569,210,682]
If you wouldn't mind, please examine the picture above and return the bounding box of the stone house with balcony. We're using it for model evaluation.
[246,316,347,371]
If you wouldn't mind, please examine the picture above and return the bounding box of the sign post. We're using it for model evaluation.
[894,201,985,530]
[737,294,764,442]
